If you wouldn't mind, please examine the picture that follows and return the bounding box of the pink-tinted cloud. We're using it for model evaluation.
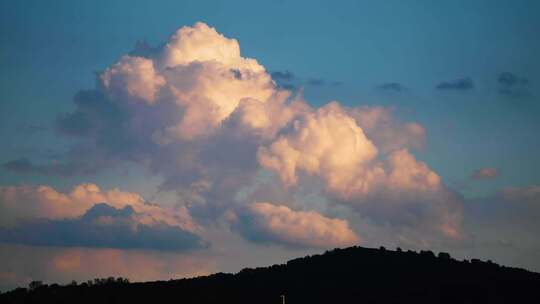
[234,202,359,249]
[349,106,426,153]
[0,183,198,232]
[0,184,207,251]
[101,56,165,104]
[7,22,464,248]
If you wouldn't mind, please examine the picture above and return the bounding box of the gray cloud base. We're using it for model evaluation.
[0,203,207,251]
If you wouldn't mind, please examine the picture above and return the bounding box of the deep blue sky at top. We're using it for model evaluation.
[1,0,539,197]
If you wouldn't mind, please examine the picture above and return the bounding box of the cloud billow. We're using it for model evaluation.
[234,202,359,249]
[2,22,465,249]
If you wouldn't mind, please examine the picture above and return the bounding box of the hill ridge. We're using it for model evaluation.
[2,245,539,303]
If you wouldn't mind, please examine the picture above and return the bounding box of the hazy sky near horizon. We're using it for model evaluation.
[1,0,539,291]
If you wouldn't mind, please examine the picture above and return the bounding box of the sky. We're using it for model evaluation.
[1,0,539,291]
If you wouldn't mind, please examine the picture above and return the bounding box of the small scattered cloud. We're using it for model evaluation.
[497,72,529,97]
[376,82,405,93]
[436,78,474,91]
[270,70,295,82]
[472,167,499,180]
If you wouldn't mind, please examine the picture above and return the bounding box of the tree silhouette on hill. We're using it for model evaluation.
[1,246,539,303]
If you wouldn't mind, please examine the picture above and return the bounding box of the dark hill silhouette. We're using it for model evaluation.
[1,246,539,303]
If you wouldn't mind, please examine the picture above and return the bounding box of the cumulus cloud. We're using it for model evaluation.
[234,202,359,248]
[435,78,474,91]
[6,22,464,248]
[472,167,499,180]
[258,102,461,238]
[100,56,165,103]
[161,22,263,70]
[258,102,437,199]
[349,106,426,153]
[258,102,379,189]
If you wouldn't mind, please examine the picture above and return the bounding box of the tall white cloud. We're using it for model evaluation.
[29,22,463,248]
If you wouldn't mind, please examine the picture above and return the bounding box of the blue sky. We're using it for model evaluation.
[0,0,539,290]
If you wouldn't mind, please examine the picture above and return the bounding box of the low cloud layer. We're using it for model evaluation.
[0,184,204,251]
[0,203,205,251]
